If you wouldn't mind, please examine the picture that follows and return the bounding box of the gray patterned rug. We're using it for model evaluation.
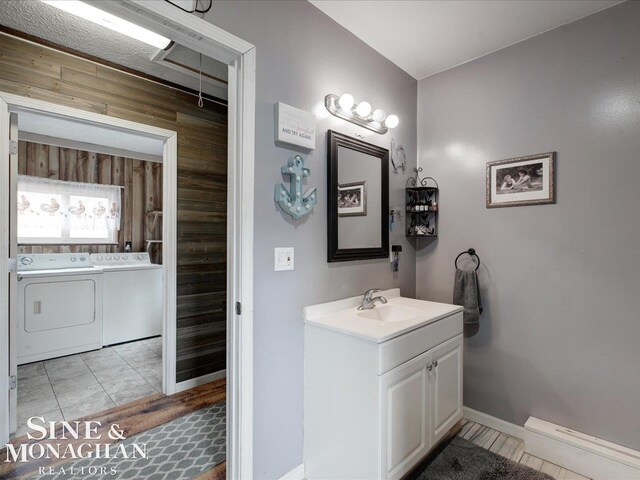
[33,402,225,480]
[406,436,554,480]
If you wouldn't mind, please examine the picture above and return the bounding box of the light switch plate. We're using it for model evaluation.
[274,247,294,271]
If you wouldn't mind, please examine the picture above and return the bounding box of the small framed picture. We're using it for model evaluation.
[486,152,556,208]
[338,181,367,217]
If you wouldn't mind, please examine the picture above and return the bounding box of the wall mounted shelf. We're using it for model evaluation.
[406,168,438,238]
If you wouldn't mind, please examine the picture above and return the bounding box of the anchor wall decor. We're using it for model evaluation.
[275,154,317,219]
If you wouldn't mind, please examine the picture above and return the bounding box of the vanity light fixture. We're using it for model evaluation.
[325,93,399,135]
[41,0,172,49]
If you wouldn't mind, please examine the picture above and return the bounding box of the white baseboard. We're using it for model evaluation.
[174,369,226,394]
[525,417,640,480]
[463,406,525,440]
[279,463,305,480]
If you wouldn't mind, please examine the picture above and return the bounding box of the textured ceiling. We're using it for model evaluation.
[310,0,623,79]
[0,0,228,99]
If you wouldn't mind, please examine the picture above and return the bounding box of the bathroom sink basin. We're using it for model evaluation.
[357,304,424,322]
[304,289,463,343]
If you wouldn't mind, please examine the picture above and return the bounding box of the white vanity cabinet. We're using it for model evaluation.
[380,334,463,479]
[304,290,463,480]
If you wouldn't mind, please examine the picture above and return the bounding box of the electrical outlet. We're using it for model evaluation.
[274,247,294,271]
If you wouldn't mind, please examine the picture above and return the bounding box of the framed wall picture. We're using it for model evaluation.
[486,152,556,208]
[337,181,367,217]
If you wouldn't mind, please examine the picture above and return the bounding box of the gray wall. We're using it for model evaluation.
[416,1,640,451]
[206,1,417,477]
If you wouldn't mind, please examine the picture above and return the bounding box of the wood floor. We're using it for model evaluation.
[0,379,226,479]
[456,419,590,480]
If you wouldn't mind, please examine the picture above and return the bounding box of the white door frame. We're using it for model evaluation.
[4,2,256,477]
[0,92,178,432]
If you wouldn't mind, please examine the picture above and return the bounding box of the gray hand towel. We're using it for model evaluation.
[453,268,483,324]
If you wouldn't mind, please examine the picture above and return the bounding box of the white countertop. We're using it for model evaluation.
[304,288,463,343]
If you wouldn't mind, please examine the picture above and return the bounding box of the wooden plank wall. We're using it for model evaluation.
[0,33,228,383]
[17,141,162,259]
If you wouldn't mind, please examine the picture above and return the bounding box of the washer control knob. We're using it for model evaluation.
[114,255,120,260]
[97,256,103,261]
[20,257,33,265]
[106,255,112,260]
[122,255,128,260]
[70,257,77,262]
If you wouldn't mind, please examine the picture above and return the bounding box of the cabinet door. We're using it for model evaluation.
[379,350,431,480]
[430,334,463,445]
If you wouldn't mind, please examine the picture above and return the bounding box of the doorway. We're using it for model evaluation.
[8,110,171,438]
[0,2,255,477]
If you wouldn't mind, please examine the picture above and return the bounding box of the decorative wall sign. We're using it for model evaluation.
[486,152,556,208]
[275,154,317,220]
[275,102,315,149]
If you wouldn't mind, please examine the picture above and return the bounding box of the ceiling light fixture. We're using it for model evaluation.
[41,0,172,49]
[325,93,398,135]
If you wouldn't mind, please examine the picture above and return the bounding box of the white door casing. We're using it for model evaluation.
[0,98,10,443]
[8,112,17,435]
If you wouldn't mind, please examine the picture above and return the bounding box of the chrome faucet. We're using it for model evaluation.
[358,288,388,310]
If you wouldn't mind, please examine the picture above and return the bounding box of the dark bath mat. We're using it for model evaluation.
[405,436,554,480]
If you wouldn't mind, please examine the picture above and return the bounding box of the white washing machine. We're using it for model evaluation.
[17,253,103,365]
[91,253,163,346]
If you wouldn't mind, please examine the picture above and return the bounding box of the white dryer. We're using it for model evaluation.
[17,253,103,364]
[91,253,163,346]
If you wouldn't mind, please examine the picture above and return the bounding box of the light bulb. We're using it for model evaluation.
[338,93,355,111]
[371,109,386,123]
[384,114,399,129]
[355,101,372,117]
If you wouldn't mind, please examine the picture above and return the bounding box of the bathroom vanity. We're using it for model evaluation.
[304,289,463,480]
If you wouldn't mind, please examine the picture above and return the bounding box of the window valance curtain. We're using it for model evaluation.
[17,175,122,244]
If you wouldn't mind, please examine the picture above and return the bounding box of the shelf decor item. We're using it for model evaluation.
[275,154,317,220]
[405,167,438,238]
[486,152,556,208]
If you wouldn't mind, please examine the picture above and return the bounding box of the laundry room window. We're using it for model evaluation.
[17,175,121,245]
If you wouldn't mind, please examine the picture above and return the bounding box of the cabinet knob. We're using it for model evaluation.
[432,360,438,368]
[426,364,433,372]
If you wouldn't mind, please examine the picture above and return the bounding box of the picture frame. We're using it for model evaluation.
[486,152,556,208]
[337,181,367,217]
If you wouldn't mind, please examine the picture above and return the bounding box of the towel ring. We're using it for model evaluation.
[455,248,480,272]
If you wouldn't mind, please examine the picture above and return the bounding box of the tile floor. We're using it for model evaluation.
[13,337,162,438]
[457,419,590,479]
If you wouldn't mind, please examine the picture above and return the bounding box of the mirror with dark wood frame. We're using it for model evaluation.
[327,130,389,262]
